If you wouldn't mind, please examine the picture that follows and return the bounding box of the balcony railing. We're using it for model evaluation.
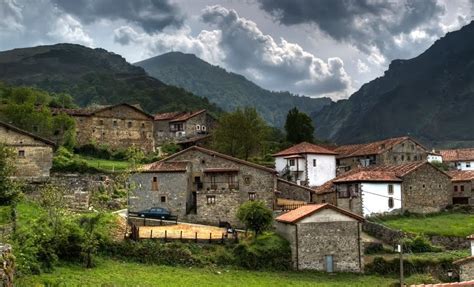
[203,181,239,190]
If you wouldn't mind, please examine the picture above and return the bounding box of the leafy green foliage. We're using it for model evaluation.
[0,144,20,204]
[236,201,273,235]
[212,108,270,160]
[52,147,100,173]
[284,107,315,144]
[401,235,442,253]
[233,232,291,270]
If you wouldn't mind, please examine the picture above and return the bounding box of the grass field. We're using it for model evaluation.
[77,155,131,172]
[379,212,474,237]
[16,257,401,287]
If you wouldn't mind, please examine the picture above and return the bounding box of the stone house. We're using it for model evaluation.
[440,148,474,171]
[454,235,474,281]
[154,110,216,146]
[130,146,277,227]
[53,103,155,153]
[314,162,452,216]
[273,142,337,187]
[448,170,474,205]
[333,136,429,173]
[0,121,55,181]
[275,203,364,272]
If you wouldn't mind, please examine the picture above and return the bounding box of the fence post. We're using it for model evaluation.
[195,232,198,243]
[143,217,146,226]
[221,233,224,244]
[165,230,167,242]
[209,232,212,243]
[150,229,153,239]
[180,230,183,241]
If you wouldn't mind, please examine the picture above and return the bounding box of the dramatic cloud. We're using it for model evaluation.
[257,0,447,63]
[114,5,353,99]
[52,0,184,33]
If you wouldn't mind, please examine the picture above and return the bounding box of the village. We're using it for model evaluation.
[1,101,474,286]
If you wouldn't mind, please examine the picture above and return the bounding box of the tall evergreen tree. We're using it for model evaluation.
[284,107,315,144]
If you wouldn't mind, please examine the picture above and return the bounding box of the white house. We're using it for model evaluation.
[273,142,337,187]
[427,150,443,163]
[440,148,474,171]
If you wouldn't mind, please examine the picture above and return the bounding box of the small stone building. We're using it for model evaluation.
[454,235,474,281]
[53,103,155,153]
[0,121,54,181]
[315,162,452,216]
[334,136,429,173]
[448,170,474,205]
[275,203,364,272]
[130,146,277,227]
[154,110,216,146]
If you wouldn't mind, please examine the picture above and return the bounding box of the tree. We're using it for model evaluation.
[0,144,20,204]
[237,200,273,236]
[212,108,269,160]
[284,107,315,144]
[79,213,103,268]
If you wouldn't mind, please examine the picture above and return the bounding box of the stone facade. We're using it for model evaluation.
[154,110,216,145]
[276,179,312,202]
[57,104,155,153]
[336,137,428,172]
[130,146,277,227]
[452,180,473,205]
[0,121,54,181]
[0,244,13,287]
[455,258,474,281]
[275,206,364,273]
[401,163,451,214]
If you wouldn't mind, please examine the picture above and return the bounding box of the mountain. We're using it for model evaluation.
[0,44,221,114]
[135,52,332,127]
[313,21,474,148]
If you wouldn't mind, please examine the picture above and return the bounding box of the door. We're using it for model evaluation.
[325,255,334,273]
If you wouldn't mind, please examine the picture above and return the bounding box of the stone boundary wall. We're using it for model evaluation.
[0,244,13,287]
[363,221,469,250]
[276,179,312,202]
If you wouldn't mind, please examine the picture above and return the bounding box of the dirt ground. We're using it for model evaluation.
[138,223,228,240]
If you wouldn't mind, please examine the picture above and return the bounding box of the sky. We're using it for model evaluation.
[1,0,473,100]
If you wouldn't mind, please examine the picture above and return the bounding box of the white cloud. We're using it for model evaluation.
[47,14,93,46]
[357,59,370,74]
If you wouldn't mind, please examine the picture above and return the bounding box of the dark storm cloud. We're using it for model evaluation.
[52,0,184,33]
[257,0,445,59]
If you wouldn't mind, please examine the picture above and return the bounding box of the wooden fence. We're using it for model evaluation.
[275,203,307,211]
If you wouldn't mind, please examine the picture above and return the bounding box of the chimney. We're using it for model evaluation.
[469,235,474,256]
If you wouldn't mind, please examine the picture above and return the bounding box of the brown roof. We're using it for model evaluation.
[273,142,338,157]
[333,170,402,183]
[448,170,474,182]
[275,203,364,224]
[154,110,207,122]
[52,103,154,119]
[0,121,55,147]
[141,161,189,172]
[410,280,474,287]
[160,146,277,174]
[334,136,427,159]
[440,148,474,162]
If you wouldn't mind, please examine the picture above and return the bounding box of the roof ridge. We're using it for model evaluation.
[0,121,56,147]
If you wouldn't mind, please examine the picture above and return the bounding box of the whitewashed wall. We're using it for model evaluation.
[456,161,474,171]
[360,182,402,217]
[306,154,336,187]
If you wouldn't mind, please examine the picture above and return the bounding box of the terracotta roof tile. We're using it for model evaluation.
[141,161,189,172]
[52,103,153,119]
[153,111,183,121]
[154,110,207,122]
[410,281,474,287]
[334,136,427,159]
[448,170,474,182]
[333,170,402,183]
[273,142,338,157]
[440,148,474,162]
[275,203,364,223]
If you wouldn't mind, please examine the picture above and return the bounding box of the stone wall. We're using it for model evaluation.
[402,164,452,214]
[458,259,474,281]
[74,105,154,153]
[274,221,297,268]
[296,221,363,272]
[313,192,337,205]
[154,112,216,145]
[453,180,474,205]
[362,221,404,246]
[0,125,53,181]
[0,244,13,287]
[276,179,312,202]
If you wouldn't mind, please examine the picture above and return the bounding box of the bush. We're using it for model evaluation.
[233,232,291,270]
[236,200,273,235]
[52,147,100,173]
[402,235,442,253]
[160,142,181,156]
[364,242,385,254]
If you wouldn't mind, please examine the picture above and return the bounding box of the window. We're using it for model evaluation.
[113,120,118,127]
[388,197,394,208]
[393,156,397,161]
[210,175,217,189]
[128,121,132,128]
[422,184,426,188]
[407,155,411,161]
[151,177,159,191]
[228,174,238,189]
[411,144,415,150]
[461,185,465,192]
[18,150,25,158]
[141,123,145,128]
[414,155,418,161]
[401,155,405,161]
[313,159,317,167]
[248,192,256,201]
[454,185,458,192]
[243,175,252,185]
[160,196,166,203]
[206,195,216,205]
[467,162,472,168]
[338,186,350,198]
[202,126,207,131]
[388,184,394,195]
[289,159,295,166]
[196,124,201,130]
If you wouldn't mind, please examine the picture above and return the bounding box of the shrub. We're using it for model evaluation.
[364,242,385,254]
[233,232,291,270]
[52,147,99,173]
[236,200,273,235]
[160,142,181,156]
[402,235,442,253]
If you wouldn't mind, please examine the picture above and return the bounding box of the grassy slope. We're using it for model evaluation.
[77,155,130,172]
[17,257,396,287]
[379,212,474,237]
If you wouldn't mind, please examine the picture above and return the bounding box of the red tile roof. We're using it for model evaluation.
[154,110,207,122]
[273,142,338,157]
[410,280,474,287]
[448,170,474,182]
[52,103,153,119]
[275,203,364,224]
[333,170,402,183]
[153,112,183,121]
[141,161,189,172]
[440,148,474,162]
[334,136,427,159]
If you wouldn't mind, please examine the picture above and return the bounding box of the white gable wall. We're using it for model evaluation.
[306,154,336,186]
[361,182,402,217]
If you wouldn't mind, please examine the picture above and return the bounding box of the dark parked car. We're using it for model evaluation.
[135,207,171,219]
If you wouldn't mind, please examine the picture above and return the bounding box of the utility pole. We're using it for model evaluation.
[398,243,404,287]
